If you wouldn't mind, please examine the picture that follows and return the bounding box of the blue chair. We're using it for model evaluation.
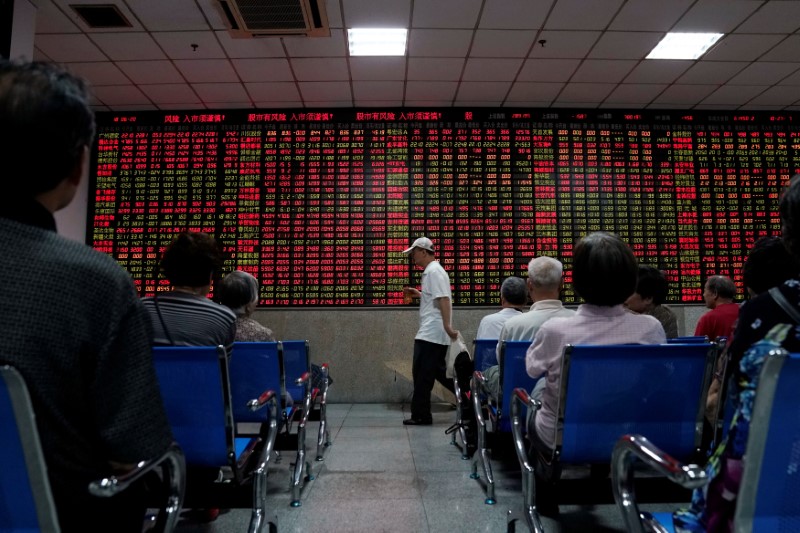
[612,351,800,532]
[667,336,709,344]
[507,342,716,531]
[0,364,185,533]
[470,340,534,504]
[152,345,279,531]
[448,339,498,456]
[230,341,314,507]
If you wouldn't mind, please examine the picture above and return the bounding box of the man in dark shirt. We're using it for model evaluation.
[0,60,173,532]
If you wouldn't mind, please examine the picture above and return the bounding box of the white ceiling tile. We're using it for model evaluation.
[676,61,749,84]
[406,100,457,106]
[35,0,80,33]
[110,104,160,111]
[479,0,553,29]
[608,0,693,31]
[117,61,184,84]
[518,59,580,82]
[463,58,524,81]
[354,100,404,107]
[605,84,667,104]
[127,0,210,31]
[701,85,770,105]
[67,62,129,85]
[341,0,411,27]
[232,59,294,82]
[301,101,354,107]
[455,100,504,106]
[654,85,718,105]
[350,57,406,80]
[352,81,404,100]
[32,48,51,61]
[780,70,800,85]
[703,34,785,62]
[412,0,482,28]
[529,31,601,59]
[588,32,664,60]
[728,62,799,85]
[92,85,152,105]
[156,102,207,110]
[407,58,464,80]
[408,29,473,57]
[247,82,303,101]
[215,31,286,59]
[761,36,800,62]
[556,83,616,102]
[456,82,512,100]
[502,101,553,107]
[284,29,347,57]
[572,60,637,83]
[406,81,458,100]
[292,58,350,81]
[139,84,200,104]
[152,31,226,59]
[324,0,344,28]
[206,102,254,109]
[470,30,535,58]
[174,59,238,83]
[624,60,692,84]
[297,82,350,101]
[254,101,305,108]
[35,34,107,62]
[673,0,761,33]
[506,82,564,101]
[90,33,166,61]
[550,101,599,108]
[193,83,250,103]
[747,85,800,106]
[735,1,800,33]
[545,0,624,31]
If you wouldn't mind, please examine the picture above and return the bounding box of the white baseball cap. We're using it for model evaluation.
[402,237,435,254]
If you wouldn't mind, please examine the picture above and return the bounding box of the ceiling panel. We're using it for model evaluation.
[588,32,664,60]
[117,61,185,84]
[412,0,482,28]
[544,0,624,31]
[462,58,524,81]
[407,58,465,81]
[672,0,761,33]
[292,58,350,81]
[91,33,166,61]
[607,0,693,32]
[350,57,407,80]
[479,0,554,29]
[138,84,200,105]
[231,59,294,83]
[174,59,239,83]
[470,30,535,58]
[518,58,580,82]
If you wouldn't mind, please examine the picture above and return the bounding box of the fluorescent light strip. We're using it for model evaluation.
[348,28,408,56]
[647,32,724,60]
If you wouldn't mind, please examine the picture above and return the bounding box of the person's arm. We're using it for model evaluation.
[437,296,458,340]
[526,325,555,379]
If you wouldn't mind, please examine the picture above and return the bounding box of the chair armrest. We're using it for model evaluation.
[612,434,707,533]
[247,390,277,412]
[510,388,541,473]
[294,372,311,386]
[88,442,185,498]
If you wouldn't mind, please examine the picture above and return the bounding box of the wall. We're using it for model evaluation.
[254,304,708,403]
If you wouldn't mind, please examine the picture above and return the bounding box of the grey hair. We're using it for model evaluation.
[528,256,563,290]
[217,270,259,316]
[706,275,736,300]
[500,276,528,306]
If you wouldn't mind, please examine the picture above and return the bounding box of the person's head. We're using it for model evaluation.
[572,232,638,306]
[527,256,563,300]
[217,270,259,317]
[0,60,95,209]
[625,265,669,313]
[402,236,436,268]
[702,275,736,309]
[781,174,800,260]
[743,236,800,297]
[500,276,528,308]
[160,231,225,290]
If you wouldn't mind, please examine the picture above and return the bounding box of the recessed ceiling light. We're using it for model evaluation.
[646,32,724,60]
[347,28,407,56]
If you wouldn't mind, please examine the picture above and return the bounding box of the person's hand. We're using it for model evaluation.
[403,287,421,299]
[446,327,459,341]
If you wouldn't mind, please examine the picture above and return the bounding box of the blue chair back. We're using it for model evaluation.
[473,339,499,373]
[558,343,715,463]
[152,346,233,467]
[737,353,800,530]
[497,340,535,433]
[229,342,283,424]
[282,340,311,402]
[667,336,709,344]
[0,366,60,532]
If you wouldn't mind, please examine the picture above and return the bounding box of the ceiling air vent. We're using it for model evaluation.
[216,0,330,38]
[70,4,132,28]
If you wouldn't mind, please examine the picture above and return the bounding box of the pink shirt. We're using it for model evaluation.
[526,303,666,450]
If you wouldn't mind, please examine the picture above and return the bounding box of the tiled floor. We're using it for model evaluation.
[174,403,682,532]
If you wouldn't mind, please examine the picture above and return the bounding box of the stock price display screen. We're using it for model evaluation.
[89,109,798,306]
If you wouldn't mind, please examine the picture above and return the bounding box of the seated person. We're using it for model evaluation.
[483,257,575,400]
[141,231,235,349]
[525,232,665,510]
[674,179,800,531]
[475,276,527,343]
[216,270,276,342]
[625,265,678,338]
[694,275,739,341]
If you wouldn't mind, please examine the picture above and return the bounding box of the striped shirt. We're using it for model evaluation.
[142,292,236,349]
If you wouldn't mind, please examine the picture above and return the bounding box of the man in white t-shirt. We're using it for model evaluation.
[401,237,459,425]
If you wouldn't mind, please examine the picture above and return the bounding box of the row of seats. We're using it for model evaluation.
[1,340,330,533]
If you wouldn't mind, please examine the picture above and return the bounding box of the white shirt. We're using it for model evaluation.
[476,307,523,340]
[490,300,576,367]
[415,260,452,345]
